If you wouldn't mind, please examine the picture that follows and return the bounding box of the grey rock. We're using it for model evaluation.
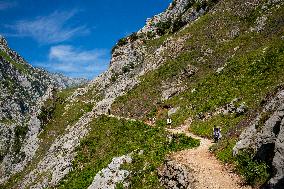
[234,89,284,187]
[88,154,132,189]
[250,16,268,33]
[162,87,185,101]
[158,159,195,189]
[168,107,180,117]
[138,0,210,38]
[216,66,224,74]
[0,35,87,184]
[236,103,247,115]
[229,26,240,38]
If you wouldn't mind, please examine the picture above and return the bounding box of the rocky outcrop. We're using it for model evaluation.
[19,111,94,188]
[8,1,208,186]
[3,0,284,188]
[234,88,284,188]
[138,0,210,38]
[158,159,195,189]
[0,35,87,184]
[88,154,132,189]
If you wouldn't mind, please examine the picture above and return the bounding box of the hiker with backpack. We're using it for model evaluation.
[167,117,172,127]
[213,125,222,143]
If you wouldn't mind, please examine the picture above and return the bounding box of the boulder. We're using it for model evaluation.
[158,159,195,189]
[234,89,284,188]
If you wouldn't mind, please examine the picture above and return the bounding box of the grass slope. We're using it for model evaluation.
[111,0,284,186]
[57,116,199,189]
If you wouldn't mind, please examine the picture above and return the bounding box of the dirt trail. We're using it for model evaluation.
[167,124,251,189]
[106,114,251,189]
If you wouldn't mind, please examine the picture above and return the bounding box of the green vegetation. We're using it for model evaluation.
[2,1,284,188]
[57,116,199,188]
[0,50,29,74]
[235,150,270,187]
[211,143,270,187]
[155,18,188,36]
[190,114,245,138]
[0,118,15,125]
[194,0,219,11]
[122,62,135,74]
[156,20,172,36]
[112,2,284,132]
[171,18,187,33]
[111,72,119,82]
[13,125,29,154]
[38,87,95,144]
[2,86,100,189]
[38,94,57,126]
[176,40,284,132]
[129,32,139,42]
[111,1,284,187]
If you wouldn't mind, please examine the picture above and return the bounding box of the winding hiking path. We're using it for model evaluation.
[106,114,251,188]
[167,124,251,189]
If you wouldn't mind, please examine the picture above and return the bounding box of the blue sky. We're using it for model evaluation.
[0,0,172,79]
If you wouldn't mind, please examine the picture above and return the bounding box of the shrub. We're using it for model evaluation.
[146,31,156,39]
[171,18,187,33]
[169,1,177,10]
[235,149,270,186]
[122,63,135,74]
[37,98,56,126]
[111,37,128,54]
[13,125,29,153]
[110,73,119,83]
[129,32,138,42]
[156,20,172,36]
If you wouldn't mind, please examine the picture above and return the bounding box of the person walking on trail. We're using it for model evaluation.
[213,125,222,143]
[167,117,172,127]
[108,109,111,115]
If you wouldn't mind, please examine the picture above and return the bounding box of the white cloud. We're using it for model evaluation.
[5,10,89,44]
[35,45,110,79]
[0,1,17,10]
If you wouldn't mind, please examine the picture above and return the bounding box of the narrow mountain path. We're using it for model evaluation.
[106,114,250,188]
[167,124,252,189]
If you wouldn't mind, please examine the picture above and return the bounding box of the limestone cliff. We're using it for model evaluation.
[0,35,86,184]
[1,0,284,188]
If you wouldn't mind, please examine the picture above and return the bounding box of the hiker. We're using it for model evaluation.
[213,125,221,143]
[167,117,172,126]
[152,117,156,124]
[108,108,111,115]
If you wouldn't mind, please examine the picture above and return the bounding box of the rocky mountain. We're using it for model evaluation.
[1,0,284,188]
[0,35,87,184]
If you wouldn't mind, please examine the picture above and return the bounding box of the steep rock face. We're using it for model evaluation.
[89,0,210,115]
[5,1,214,188]
[2,0,284,188]
[234,88,284,188]
[0,36,86,184]
[138,0,208,37]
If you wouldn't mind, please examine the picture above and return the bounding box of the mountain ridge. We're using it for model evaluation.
[0,35,87,184]
[1,0,284,188]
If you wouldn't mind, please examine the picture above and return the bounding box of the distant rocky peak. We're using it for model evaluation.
[0,35,8,49]
[0,35,28,66]
[137,0,210,37]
